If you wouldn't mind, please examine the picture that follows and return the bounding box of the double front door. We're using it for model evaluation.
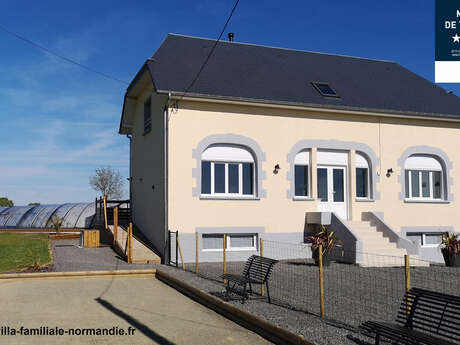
[317,165,348,219]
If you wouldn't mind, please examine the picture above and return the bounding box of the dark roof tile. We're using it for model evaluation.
[144,34,460,119]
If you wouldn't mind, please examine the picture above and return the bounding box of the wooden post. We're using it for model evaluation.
[103,195,108,230]
[128,222,133,264]
[223,234,227,283]
[404,254,410,292]
[319,244,325,319]
[177,236,185,270]
[113,207,118,245]
[195,232,199,274]
[405,254,411,314]
[260,237,265,297]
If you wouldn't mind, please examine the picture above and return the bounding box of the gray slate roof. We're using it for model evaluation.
[141,34,460,119]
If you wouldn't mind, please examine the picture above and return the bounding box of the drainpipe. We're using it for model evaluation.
[164,92,170,264]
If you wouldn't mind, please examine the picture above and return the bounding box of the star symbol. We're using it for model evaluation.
[453,34,460,43]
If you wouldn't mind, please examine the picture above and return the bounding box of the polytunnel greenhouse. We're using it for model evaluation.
[0,203,95,229]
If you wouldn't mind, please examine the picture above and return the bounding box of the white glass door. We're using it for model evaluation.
[317,166,348,219]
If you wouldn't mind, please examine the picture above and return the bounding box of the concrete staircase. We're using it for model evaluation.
[345,220,429,267]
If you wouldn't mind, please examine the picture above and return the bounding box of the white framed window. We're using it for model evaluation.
[406,232,446,247]
[356,153,370,199]
[404,155,443,200]
[201,145,255,198]
[202,233,258,251]
[294,150,310,197]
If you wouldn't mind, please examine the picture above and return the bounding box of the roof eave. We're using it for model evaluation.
[119,61,156,134]
[162,91,460,123]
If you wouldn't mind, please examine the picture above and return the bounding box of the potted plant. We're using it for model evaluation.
[440,233,460,267]
[305,225,342,267]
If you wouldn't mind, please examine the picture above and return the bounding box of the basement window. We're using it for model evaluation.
[406,232,446,247]
[312,82,339,98]
[202,233,258,251]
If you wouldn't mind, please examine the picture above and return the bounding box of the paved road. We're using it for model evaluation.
[0,276,271,345]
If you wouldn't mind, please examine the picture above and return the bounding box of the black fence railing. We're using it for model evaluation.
[173,236,460,329]
[94,197,131,228]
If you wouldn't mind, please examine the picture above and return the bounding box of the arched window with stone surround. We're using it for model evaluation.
[294,150,310,197]
[200,144,256,197]
[404,154,445,200]
[356,152,371,199]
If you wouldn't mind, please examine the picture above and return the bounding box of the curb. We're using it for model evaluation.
[155,269,315,345]
[0,269,156,280]
[0,229,82,233]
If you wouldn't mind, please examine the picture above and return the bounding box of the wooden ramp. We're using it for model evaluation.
[108,225,161,264]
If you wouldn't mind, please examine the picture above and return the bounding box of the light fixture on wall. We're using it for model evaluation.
[386,168,394,177]
[273,164,281,174]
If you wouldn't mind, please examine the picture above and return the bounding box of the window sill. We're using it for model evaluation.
[142,130,151,136]
[200,195,260,201]
[355,198,375,202]
[292,196,315,201]
[404,199,450,204]
[202,248,258,252]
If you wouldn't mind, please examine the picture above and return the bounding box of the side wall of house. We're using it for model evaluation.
[130,86,167,259]
[167,100,460,263]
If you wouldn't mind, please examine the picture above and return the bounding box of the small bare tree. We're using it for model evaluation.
[89,166,125,199]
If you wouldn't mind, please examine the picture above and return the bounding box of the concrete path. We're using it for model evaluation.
[108,225,161,264]
[0,276,271,345]
[52,239,157,272]
[109,225,161,264]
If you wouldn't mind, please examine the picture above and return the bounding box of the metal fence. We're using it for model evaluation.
[174,235,460,328]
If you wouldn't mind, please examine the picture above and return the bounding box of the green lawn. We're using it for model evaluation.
[0,233,52,273]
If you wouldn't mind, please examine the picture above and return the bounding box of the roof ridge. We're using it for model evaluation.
[167,33,396,64]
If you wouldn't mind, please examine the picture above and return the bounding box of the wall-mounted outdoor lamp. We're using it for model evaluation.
[273,164,281,174]
[386,168,394,177]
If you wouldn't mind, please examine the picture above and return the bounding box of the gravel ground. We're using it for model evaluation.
[159,265,372,345]
[50,239,157,272]
[158,259,460,345]
[180,258,460,328]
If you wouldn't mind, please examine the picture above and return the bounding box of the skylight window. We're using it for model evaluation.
[312,82,339,98]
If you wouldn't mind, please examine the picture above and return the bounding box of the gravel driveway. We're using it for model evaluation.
[51,239,157,272]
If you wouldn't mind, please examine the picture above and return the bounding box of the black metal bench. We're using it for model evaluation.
[221,255,278,304]
[361,287,460,345]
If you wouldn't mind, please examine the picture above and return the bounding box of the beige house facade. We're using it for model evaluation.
[120,34,460,264]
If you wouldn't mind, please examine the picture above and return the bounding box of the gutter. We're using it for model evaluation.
[161,91,460,124]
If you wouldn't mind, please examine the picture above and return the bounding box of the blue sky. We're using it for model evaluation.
[0,0,455,205]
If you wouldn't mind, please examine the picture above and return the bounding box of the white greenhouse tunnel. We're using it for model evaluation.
[0,203,95,229]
